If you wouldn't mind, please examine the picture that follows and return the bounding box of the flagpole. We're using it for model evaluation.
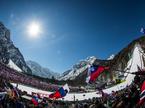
[112,69,145,75]
[74,94,75,102]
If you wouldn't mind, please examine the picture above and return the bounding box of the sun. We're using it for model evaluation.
[27,21,41,38]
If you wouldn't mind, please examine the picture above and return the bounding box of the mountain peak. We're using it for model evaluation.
[0,22,32,74]
[60,56,96,80]
[107,54,115,60]
[0,22,10,41]
[26,60,60,78]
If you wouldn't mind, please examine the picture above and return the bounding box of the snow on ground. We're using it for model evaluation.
[12,44,144,101]
[12,83,101,101]
[8,59,22,72]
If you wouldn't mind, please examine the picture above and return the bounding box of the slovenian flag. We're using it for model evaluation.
[31,95,39,106]
[86,65,109,83]
[49,84,70,99]
[139,81,145,105]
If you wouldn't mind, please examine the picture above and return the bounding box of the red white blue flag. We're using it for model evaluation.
[49,84,70,99]
[86,65,109,83]
[31,95,39,106]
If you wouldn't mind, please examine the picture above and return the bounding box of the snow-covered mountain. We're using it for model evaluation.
[0,22,32,74]
[107,54,115,60]
[59,56,96,80]
[26,60,60,79]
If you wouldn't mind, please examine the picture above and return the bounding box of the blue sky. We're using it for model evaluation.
[0,0,144,73]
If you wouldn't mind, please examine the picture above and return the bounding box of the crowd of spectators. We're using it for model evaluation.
[0,63,83,92]
[0,74,144,108]
[0,62,61,91]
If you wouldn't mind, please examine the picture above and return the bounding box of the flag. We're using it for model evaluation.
[139,81,145,105]
[140,27,145,34]
[49,84,70,99]
[31,94,39,106]
[86,65,109,83]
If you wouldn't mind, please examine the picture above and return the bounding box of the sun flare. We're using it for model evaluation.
[27,21,41,38]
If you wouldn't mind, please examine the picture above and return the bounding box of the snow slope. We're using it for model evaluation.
[12,44,144,101]
[12,83,101,101]
[102,44,144,94]
[8,59,22,72]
